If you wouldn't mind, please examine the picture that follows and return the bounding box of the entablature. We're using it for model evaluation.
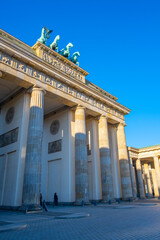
[0,28,131,123]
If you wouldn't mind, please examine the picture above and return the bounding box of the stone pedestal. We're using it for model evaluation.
[98,116,113,201]
[22,87,45,209]
[129,158,137,198]
[154,156,160,197]
[117,123,132,200]
[143,163,152,197]
[151,169,159,197]
[136,159,145,199]
[75,106,89,203]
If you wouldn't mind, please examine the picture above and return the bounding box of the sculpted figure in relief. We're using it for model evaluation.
[49,35,60,51]
[38,27,53,44]
[59,43,73,58]
[69,51,80,66]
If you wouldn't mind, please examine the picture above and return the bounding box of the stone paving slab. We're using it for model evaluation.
[1,200,160,239]
[0,222,27,233]
[55,212,90,219]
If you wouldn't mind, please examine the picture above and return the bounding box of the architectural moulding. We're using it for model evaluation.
[0,51,126,122]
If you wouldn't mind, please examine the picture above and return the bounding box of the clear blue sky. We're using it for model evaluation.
[1,0,160,148]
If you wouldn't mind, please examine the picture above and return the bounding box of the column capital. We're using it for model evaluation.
[76,104,85,109]
[27,86,46,95]
[118,122,127,127]
[72,105,86,112]
[98,115,108,121]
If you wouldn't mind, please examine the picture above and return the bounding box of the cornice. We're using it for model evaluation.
[128,145,160,155]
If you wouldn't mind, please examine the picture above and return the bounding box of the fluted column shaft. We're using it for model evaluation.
[117,123,132,199]
[154,156,160,197]
[90,119,102,201]
[129,158,137,198]
[151,169,159,197]
[99,116,113,201]
[133,166,137,196]
[143,163,152,197]
[136,159,145,199]
[75,106,89,203]
[22,87,45,208]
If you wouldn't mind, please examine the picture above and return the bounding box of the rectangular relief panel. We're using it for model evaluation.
[48,139,62,154]
[0,128,19,148]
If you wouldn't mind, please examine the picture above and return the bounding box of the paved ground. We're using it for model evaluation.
[1,199,160,239]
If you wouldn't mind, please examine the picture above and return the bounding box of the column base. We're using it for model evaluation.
[20,204,42,212]
[139,197,146,199]
[74,200,91,206]
[122,197,134,201]
[101,198,116,204]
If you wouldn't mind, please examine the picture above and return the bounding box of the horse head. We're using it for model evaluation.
[74,51,80,57]
[67,42,73,49]
[55,35,60,42]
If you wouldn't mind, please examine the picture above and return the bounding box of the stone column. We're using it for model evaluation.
[75,105,89,203]
[117,123,132,200]
[22,87,45,209]
[151,169,159,197]
[90,119,102,201]
[109,125,121,199]
[136,159,145,199]
[154,156,160,197]
[99,115,113,201]
[129,158,137,199]
[143,163,152,197]
[133,166,137,196]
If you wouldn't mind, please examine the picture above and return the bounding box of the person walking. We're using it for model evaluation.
[54,192,58,206]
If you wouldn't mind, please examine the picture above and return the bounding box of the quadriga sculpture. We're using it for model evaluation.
[38,27,53,44]
[49,35,60,51]
[59,43,73,58]
[69,52,80,66]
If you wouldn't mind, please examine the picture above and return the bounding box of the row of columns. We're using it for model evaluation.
[22,87,133,208]
[130,157,160,199]
[74,106,132,203]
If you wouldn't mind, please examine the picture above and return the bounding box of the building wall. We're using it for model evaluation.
[0,92,30,206]
[41,110,75,203]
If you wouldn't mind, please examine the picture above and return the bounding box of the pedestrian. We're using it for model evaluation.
[54,192,58,206]
[40,193,42,207]
[152,188,155,198]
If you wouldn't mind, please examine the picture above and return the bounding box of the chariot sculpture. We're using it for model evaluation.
[37,27,80,65]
